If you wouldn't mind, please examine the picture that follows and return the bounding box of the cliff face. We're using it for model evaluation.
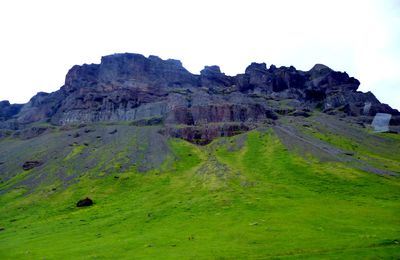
[1,53,399,143]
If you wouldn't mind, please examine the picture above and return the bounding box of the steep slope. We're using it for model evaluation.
[0,129,399,259]
[0,124,172,191]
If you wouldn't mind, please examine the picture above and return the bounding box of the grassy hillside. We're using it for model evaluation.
[0,126,399,259]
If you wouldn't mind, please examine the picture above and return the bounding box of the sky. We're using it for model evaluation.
[0,0,399,109]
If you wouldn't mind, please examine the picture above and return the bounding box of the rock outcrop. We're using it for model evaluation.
[0,101,23,121]
[22,160,43,171]
[1,52,399,143]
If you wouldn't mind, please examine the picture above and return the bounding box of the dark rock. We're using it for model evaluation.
[0,101,23,121]
[305,89,326,101]
[130,117,163,126]
[390,116,400,126]
[275,108,296,115]
[322,108,336,115]
[16,92,62,124]
[22,161,43,171]
[356,122,366,128]
[200,65,222,77]
[383,130,398,134]
[84,128,95,133]
[200,65,233,87]
[161,123,256,145]
[239,62,272,92]
[290,110,311,117]
[108,129,117,134]
[98,53,196,86]
[76,197,93,207]
[245,62,268,74]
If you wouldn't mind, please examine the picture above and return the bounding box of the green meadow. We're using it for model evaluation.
[0,129,399,259]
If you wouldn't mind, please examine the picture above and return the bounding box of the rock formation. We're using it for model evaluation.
[0,53,399,143]
[0,101,23,121]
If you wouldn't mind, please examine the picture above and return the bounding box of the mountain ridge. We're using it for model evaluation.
[1,52,399,144]
[1,53,399,122]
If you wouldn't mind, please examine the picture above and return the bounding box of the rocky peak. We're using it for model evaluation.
[0,100,11,108]
[98,53,147,82]
[27,92,50,106]
[64,53,197,93]
[97,53,196,85]
[268,64,277,72]
[310,63,332,73]
[200,65,222,76]
[245,62,268,74]
[0,101,23,121]
[200,65,232,87]
[65,64,99,92]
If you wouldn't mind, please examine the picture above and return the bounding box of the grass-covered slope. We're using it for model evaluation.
[0,126,399,259]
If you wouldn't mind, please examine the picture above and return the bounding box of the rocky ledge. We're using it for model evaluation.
[1,53,399,144]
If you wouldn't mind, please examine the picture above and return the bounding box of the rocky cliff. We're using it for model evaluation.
[1,53,399,143]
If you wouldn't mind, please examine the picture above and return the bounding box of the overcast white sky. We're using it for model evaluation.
[0,0,399,109]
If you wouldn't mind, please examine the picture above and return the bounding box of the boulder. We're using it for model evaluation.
[76,197,93,207]
[108,129,118,134]
[22,161,43,171]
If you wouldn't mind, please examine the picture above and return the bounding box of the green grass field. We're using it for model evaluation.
[0,129,399,259]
